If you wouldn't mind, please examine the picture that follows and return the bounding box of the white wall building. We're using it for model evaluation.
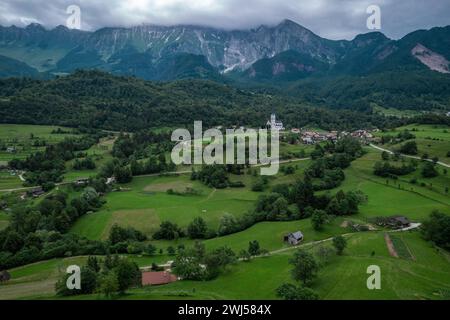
[266,113,284,131]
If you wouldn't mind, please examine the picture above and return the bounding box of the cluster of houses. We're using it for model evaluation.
[293,128,375,145]
[299,130,339,145]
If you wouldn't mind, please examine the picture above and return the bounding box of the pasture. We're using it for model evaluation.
[375,124,450,161]
[14,231,446,301]
[0,124,77,164]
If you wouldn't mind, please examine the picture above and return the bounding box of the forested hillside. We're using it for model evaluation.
[0,70,399,131]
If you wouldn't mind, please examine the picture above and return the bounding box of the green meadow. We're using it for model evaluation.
[1,123,449,300]
[0,124,77,164]
[334,148,450,221]
[3,231,448,300]
[376,124,450,162]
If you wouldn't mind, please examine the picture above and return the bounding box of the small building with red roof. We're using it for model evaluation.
[141,271,177,286]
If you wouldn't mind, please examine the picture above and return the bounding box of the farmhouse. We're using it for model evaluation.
[28,187,44,198]
[388,216,411,229]
[141,271,177,286]
[284,231,304,245]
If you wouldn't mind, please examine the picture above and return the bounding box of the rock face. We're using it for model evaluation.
[412,43,450,74]
[0,20,449,81]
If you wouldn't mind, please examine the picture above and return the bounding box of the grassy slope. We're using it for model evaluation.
[7,231,448,300]
[2,124,449,300]
[334,148,450,220]
[376,124,450,161]
[0,124,77,163]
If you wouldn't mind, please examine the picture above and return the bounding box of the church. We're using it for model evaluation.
[266,113,284,131]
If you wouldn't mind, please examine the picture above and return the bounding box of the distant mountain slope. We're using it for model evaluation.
[0,54,39,77]
[0,20,448,87]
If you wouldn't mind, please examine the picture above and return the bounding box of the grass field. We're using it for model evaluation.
[333,148,450,221]
[0,170,22,190]
[70,174,259,240]
[62,136,116,182]
[1,123,449,301]
[7,231,446,300]
[0,211,9,230]
[0,124,77,164]
[376,124,450,161]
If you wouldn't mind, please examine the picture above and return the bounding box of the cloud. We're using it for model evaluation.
[0,0,448,39]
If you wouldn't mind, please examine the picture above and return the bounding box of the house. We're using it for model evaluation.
[302,137,314,145]
[387,216,411,229]
[29,187,45,198]
[284,231,304,245]
[266,113,284,131]
[291,128,301,134]
[141,271,177,286]
[74,178,89,186]
[6,147,16,153]
[106,177,116,185]
[0,270,11,282]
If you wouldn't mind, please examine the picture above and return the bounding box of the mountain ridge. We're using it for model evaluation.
[0,20,448,82]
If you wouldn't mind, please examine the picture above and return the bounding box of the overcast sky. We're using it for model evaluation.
[0,0,449,40]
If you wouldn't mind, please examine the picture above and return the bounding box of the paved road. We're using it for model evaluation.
[369,144,450,168]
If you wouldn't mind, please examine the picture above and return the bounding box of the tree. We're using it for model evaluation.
[332,236,347,255]
[289,249,319,286]
[421,211,450,250]
[239,249,251,262]
[421,162,439,178]
[80,266,98,294]
[311,210,328,231]
[276,283,319,300]
[203,246,237,279]
[172,250,205,280]
[153,221,184,240]
[87,256,100,273]
[98,271,119,298]
[167,246,176,255]
[248,240,261,256]
[291,178,315,212]
[145,244,157,256]
[109,224,128,244]
[381,151,390,161]
[399,141,418,155]
[187,217,208,239]
[192,241,206,260]
[115,259,141,293]
[114,166,132,184]
[218,213,239,236]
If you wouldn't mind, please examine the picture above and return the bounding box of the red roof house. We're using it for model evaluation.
[141,271,177,286]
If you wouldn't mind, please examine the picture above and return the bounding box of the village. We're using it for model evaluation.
[266,113,376,145]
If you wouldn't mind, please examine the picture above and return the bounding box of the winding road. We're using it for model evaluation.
[369,144,450,168]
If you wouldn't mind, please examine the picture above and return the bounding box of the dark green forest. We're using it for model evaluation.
[0,70,411,132]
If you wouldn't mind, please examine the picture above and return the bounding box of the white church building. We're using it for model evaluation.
[266,113,284,131]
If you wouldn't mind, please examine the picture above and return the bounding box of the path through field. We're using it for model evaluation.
[370,144,450,168]
[384,233,399,258]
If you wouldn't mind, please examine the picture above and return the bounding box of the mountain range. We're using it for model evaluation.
[0,19,449,82]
